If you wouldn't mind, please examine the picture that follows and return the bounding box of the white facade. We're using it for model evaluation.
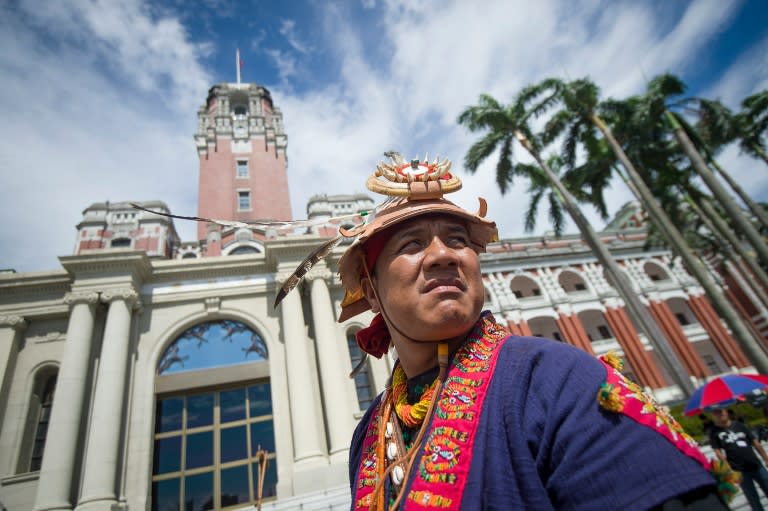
[0,218,760,510]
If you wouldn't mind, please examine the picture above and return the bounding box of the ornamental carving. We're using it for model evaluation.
[101,288,140,309]
[64,291,100,307]
[0,315,27,330]
[205,296,221,314]
[305,268,332,283]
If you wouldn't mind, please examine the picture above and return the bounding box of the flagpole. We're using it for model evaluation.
[236,48,241,84]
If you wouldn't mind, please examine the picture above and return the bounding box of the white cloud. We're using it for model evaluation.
[705,33,768,109]
[265,48,298,84]
[1,0,765,273]
[0,1,208,272]
[279,19,309,54]
[277,0,736,241]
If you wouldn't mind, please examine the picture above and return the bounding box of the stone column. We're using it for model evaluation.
[647,299,708,378]
[309,273,356,462]
[603,305,666,388]
[0,315,26,427]
[687,293,750,368]
[504,311,533,337]
[280,288,326,466]
[76,288,139,511]
[556,308,593,354]
[35,292,99,511]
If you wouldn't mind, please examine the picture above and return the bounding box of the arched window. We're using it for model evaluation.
[510,275,542,299]
[346,330,375,410]
[17,367,57,474]
[644,261,671,282]
[153,320,276,509]
[29,373,56,472]
[158,320,268,375]
[228,245,260,256]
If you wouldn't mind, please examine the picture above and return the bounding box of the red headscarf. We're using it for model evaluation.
[355,313,390,358]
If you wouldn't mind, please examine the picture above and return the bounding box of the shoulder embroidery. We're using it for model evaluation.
[596,352,741,503]
[406,314,509,509]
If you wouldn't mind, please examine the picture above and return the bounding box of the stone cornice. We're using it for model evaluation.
[265,236,338,269]
[151,253,269,282]
[0,271,71,299]
[480,240,670,274]
[59,250,152,283]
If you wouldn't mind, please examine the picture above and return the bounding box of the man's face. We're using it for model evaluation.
[362,215,484,343]
[711,408,730,426]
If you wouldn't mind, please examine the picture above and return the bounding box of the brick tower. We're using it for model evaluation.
[194,82,292,249]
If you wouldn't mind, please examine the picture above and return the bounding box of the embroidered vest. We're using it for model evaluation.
[353,313,509,510]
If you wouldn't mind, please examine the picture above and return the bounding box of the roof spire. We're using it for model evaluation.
[236,48,242,84]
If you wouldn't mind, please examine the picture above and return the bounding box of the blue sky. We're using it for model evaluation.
[1,0,767,273]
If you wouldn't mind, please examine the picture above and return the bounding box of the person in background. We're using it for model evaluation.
[710,406,768,511]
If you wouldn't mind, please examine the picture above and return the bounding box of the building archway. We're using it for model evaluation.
[152,319,277,510]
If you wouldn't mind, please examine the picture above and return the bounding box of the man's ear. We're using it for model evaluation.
[360,277,380,313]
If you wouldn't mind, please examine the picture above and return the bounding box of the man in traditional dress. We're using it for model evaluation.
[329,153,732,510]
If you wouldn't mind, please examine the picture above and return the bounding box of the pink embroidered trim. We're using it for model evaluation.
[598,356,710,470]
[406,315,509,509]
[353,402,383,509]
[351,314,510,510]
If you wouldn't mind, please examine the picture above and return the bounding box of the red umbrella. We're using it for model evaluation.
[684,373,768,416]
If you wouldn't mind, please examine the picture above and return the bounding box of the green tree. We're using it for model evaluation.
[640,74,768,266]
[458,93,694,395]
[736,89,768,165]
[692,97,768,230]
[520,76,768,375]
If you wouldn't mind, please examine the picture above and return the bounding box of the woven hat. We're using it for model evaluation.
[336,153,498,322]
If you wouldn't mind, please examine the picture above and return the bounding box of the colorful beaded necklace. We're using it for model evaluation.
[391,364,440,428]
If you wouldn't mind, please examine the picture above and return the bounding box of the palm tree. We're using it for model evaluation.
[736,89,768,165]
[606,88,768,289]
[686,196,768,321]
[521,76,768,374]
[458,93,695,395]
[693,97,768,230]
[641,74,768,267]
[517,156,568,236]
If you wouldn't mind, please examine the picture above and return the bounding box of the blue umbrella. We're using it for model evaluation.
[684,373,768,416]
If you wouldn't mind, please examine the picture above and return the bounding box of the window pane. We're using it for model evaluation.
[220,464,250,507]
[250,421,275,454]
[187,394,213,429]
[153,436,181,474]
[220,388,246,423]
[252,459,278,499]
[248,384,272,417]
[152,478,180,511]
[156,397,183,433]
[32,439,45,459]
[158,321,269,376]
[184,471,214,511]
[186,431,213,469]
[221,425,247,463]
[34,421,49,440]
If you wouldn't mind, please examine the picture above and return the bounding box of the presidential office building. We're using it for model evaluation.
[0,80,766,511]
